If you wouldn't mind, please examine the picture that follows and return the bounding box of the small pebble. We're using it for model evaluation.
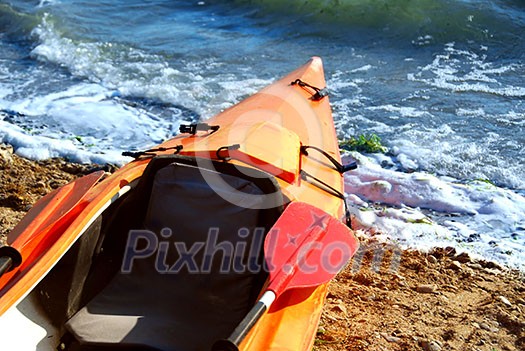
[453,252,471,263]
[463,267,475,276]
[479,322,499,333]
[331,304,347,314]
[483,268,501,275]
[366,294,377,301]
[326,292,337,299]
[35,181,47,189]
[427,255,438,264]
[449,261,462,270]
[398,280,409,288]
[48,180,65,189]
[380,332,401,343]
[422,340,442,351]
[497,296,512,308]
[416,284,437,294]
[439,295,449,303]
[468,263,483,270]
[394,273,406,280]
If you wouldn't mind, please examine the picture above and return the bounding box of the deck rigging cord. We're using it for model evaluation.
[300,145,357,174]
[291,79,328,101]
[300,145,358,228]
[122,145,183,159]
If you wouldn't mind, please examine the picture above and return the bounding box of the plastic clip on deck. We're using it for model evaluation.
[216,144,241,162]
[179,123,220,135]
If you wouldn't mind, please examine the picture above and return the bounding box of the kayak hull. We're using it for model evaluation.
[0,57,355,351]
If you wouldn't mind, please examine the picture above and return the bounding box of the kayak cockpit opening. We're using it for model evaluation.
[36,155,284,351]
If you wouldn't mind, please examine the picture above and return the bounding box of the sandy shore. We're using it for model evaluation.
[1,144,523,350]
[317,242,524,351]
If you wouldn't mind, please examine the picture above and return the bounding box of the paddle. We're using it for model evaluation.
[0,171,104,282]
[7,171,104,247]
[212,201,359,351]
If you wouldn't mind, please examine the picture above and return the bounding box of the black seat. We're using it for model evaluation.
[65,158,283,350]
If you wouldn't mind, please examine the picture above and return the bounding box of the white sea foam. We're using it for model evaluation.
[31,19,192,105]
[0,118,128,164]
[388,125,525,190]
[29,17,271,118]
[409,42,525,97]
[344,152,525,270]
[367,104,431,118]
[349,65,373,73]
[456,107,485,117]
[496,110,525,127]
[0,82,183,165]
[37,0,60,8]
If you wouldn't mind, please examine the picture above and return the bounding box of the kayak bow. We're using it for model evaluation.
[0,57,359,351]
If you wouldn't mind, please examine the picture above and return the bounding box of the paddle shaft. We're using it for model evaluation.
[212,291,276,351]
[212,223,321,351]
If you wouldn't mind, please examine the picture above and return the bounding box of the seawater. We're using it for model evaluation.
[1,0,524,269]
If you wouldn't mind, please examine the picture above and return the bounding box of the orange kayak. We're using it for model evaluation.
[0,57,358,351]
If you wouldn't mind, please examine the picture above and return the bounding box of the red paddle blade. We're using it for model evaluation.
[264,202,359,295]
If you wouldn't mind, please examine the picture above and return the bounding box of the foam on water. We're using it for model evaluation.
[0,80,190,164]
[408,43,525,97]
[37,0,59,8]
[328,46,524,268]
[387,125,525,189]
[30,16,272,117]
[344,152,525,270]
[328,42,525,191]
[367,105,432,118]
[1,116,127,164]
[31,16,191,104]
